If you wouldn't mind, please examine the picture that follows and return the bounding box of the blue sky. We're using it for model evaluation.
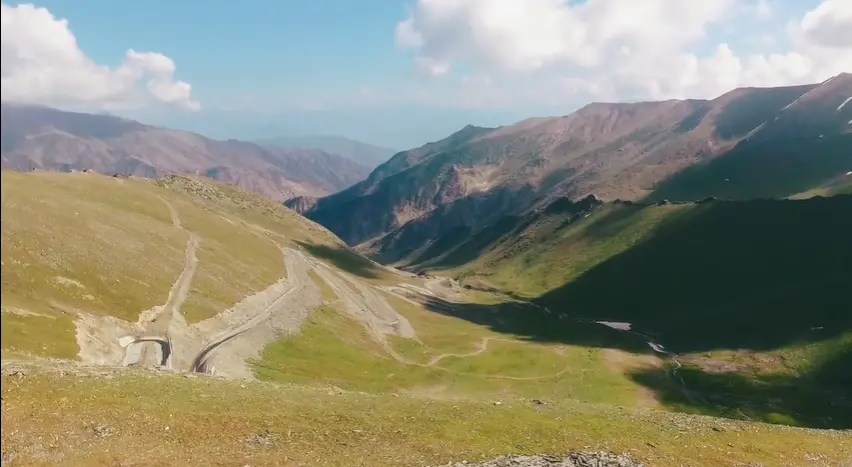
[36,0,408,109]
[7,0,525,148]
[2,0,848,149]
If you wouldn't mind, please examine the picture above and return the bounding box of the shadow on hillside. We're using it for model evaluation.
[420,196,852,354]
[711,85,812,140]
[414,291,852,429]
[412,196,852,428]
[647,134,852,203]
[534,196,852,353]
[574,202,648,242]
[422,215,525,270]
[418,295,652,353]
[628,353,852,429]
[296,241,383,279]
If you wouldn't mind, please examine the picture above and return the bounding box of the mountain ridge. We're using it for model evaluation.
[297,76,852,263]
[1,103,371,200]
[3,169,850,466]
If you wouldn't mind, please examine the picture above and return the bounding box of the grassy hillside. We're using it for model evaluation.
[441,195,852,428]
[253,298,648,408]
[2,170,847,466]
[0,170,386,357]
[532,197,851,351]
[5,365,848,467]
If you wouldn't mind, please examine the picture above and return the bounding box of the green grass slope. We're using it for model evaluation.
[1,170,847,465]
[0,170,387,358]
[439,195,852,428]
[5,366,849,467]
[253,298,649,408]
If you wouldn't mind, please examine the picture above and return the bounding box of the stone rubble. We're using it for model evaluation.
[433,451,644,467]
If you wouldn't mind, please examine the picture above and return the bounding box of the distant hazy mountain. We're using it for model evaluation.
[256,134,396,169]
[0,104,371,200]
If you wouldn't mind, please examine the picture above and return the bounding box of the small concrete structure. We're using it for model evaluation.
[119,335,172,369]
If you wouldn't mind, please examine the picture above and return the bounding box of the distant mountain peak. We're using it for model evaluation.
[448,123,495,139]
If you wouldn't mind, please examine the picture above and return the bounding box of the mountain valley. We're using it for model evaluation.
[2,79,851,467]
[292,75,852,267]
[6,0,852,464]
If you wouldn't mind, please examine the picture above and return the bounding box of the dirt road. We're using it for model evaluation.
[425,337,501,367]
[307,256,416,346]
[76,199,577,380]
[120,198,199,368]
[189,248,311,373]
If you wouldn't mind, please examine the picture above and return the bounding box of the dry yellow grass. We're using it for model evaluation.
[0,171,369,354]
[1,366,848,467]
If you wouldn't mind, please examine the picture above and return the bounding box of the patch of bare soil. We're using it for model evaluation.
[1,307,55,319]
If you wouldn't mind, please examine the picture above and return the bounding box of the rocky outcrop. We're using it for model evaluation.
[283,195,320,214]
[433,451,644,467]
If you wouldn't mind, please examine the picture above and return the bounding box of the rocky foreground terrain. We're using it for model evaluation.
[436,452,643,467]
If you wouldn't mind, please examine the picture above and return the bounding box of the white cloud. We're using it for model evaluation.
[396,0,852,102]
[798,0,852,50]
[1,3,199,110]
[745,0,772,20]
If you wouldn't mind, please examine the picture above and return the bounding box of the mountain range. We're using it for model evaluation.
[3,80,850,464]
[4,168,848,465]
[290,74,852,266]
[255,134,396,169]
[0,103,371,200]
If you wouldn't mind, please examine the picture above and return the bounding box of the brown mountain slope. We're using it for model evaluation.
[297,75,851,265]
[0,104,370,200]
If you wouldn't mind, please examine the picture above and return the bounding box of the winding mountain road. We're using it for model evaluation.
[189,248,311,373]
[122,198,199,368]
[426,337,508,367]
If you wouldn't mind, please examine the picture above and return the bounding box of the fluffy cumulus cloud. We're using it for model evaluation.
[396,0,852,101]
[1,3,199,110]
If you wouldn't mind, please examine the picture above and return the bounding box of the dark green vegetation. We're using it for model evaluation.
[535,197,851,351]
[427,195,852,429]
